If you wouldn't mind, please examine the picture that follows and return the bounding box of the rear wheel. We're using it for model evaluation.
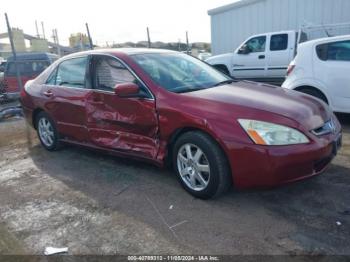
[36,111,61,151]
[173,131,231,199]
[298,87,328,104]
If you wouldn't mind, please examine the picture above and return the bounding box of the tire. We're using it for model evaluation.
[172,131,232,199]
[299,88,328,104]
[35,111,61,151]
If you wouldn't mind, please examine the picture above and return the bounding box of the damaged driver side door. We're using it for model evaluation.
[85,54,159,160]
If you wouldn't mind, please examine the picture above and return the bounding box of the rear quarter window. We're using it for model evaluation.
[316,40,350,61]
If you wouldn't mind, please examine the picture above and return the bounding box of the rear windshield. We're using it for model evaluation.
[6,60,50,76]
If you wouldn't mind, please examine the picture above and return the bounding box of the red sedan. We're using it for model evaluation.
[21,49,342,199]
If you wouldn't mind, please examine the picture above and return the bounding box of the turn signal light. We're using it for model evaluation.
[286,65,295,76]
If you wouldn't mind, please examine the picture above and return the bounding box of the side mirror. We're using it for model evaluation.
[238,44,251,54]
[114,82,140,97]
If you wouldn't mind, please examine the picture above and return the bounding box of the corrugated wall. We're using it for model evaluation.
[210,0,350,55]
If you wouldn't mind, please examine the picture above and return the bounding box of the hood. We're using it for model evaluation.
[205,53,232,65]
[184,81,331,130]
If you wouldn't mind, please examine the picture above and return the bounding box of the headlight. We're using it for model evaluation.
[238,119,309,145]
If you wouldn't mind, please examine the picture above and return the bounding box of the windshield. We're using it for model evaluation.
[131,53,232,93]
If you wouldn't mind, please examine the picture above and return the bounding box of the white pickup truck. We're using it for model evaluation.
[206,30,298,85]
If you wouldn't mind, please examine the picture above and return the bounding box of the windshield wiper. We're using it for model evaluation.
[212,79,235,87]
[175,87,205,93]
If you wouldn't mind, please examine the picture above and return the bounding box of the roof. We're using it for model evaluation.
[108,48,177,55]
[7,52,59,62]
[299,34,350,48]
[208,0,264,16]
[62,48,178,60]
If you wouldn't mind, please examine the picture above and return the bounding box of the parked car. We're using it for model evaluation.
[2,53,58,97]
[282,35,350,113]
[21,49,342,199]
[206,23,350,85]
[0,60,6,89]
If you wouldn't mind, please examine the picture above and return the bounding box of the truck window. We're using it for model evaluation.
[316,40,350,61]
[270,34,288,51]
[244,36,266,53]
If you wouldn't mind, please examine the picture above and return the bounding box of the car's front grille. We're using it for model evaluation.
[312,119,336,136]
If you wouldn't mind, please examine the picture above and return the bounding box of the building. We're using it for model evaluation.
[69,33,90,51]
[0,28,74,58]
[30,39,49,52]
[208,0,350,55]
[11,28,26,53]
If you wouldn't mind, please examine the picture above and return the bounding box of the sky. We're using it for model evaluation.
[1,0,237,46]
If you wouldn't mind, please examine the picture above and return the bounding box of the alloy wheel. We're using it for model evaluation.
[38,117,55,147]
[177,143,210,191]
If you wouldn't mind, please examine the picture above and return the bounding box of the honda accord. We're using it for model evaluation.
[21,49,342,199]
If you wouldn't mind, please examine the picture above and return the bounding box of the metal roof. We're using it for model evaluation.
[208,0,265,16]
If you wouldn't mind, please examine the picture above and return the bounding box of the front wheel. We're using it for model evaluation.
[173,131,232,199]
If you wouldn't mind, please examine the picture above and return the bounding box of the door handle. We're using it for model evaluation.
[258,55,265,59]
[43,90,53,97]
[91,97,104,105]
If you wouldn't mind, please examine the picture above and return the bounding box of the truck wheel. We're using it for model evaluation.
[173,131,232,199]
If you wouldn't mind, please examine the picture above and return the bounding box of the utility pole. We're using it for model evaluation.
[54,29,61,57]
[5,13,32,146]
[41,21,46,39]
[186,31,190,54]
[85,23,94,50]
[147,27,151,48]
[52,29,57,45]
[35,20,40,38]
[5,13,23,91]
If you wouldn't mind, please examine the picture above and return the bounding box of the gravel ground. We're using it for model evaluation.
[0,114,349,255]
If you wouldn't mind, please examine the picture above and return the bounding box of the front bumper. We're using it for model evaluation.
[224,130,342,189]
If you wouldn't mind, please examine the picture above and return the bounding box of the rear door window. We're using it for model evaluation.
[55,57,88,88]
[270,34,288,51]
